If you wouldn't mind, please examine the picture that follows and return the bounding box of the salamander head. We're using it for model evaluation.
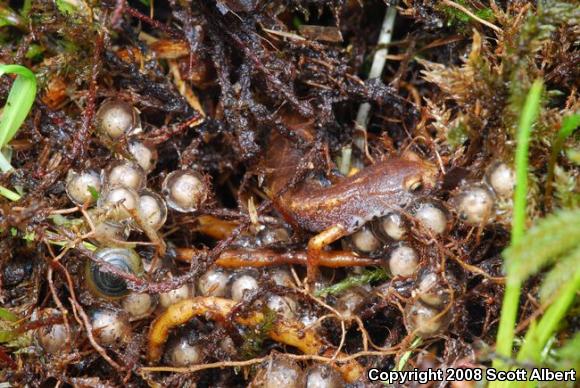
[399,151,439,195]
[344,152,439,230]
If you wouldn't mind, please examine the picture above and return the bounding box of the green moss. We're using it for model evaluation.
[439,0,494,29]
[447,122,469,149]
[239,307,277,359]
[315,268,389,297]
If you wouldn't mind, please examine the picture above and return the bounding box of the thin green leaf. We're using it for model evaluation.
[395,337,422,371]
[0,184,21,201]
[83,241,98,251]
[557,113,580,141]
[0,64,37,172]
[55,0,79,15]
[0,4,23,28]
[517,267,580,364]
[511,79,543,246]
[0,308,18,322]
[315,268,389,297]
[0,65,37,146]
[503,209,580,283]
[20,0,32,17]
[552,332,580,371]
[540,245,580,302]
[494,80,544,373]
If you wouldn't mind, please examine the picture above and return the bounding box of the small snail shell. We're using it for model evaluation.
[137,190,167,230]
[162,170,208,213]
[159,284,193,308]
[35,308,68,353]
[404,301,448,338]
[254,358,304,388]
[487,162,515,198]
[86,248,143,299]
[167,337,204,366]
[305,364,344,388]
[122,292,156,319]
[230,274,259,302]
[99,186,140,221]
[104,160,146,191]
[388,244,418,277]
[373,212,407,241]
[90,309,131,345]
[95,99,141,140]
[65,170,101,205]
[455,185,495,225]
[414,203,448,235]
[197,268,230,297]
[127,140,158,173]
[349,225,381,253]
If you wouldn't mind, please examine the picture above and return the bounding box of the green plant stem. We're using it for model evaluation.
[396,337,422,371]
[518,269,580,364]
[0,184,21,201]
[492,79,543,378]
[511,269,580,388]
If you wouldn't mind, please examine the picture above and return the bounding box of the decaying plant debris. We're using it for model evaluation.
[0,0,578,386]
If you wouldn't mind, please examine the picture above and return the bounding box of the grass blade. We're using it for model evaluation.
[0,184,21,201]
[492,79,543,375]
[517,267,580,365]
[0,64,37,172]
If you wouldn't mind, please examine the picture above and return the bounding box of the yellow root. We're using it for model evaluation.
[147,297,364,383]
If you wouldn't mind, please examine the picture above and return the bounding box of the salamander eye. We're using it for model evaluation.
[405,176,423,192]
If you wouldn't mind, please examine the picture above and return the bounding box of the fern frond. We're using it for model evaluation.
[503,209,580,283]
[540,245,580,302]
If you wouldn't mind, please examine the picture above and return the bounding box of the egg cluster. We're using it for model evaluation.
[36,98,517,374]
[336,162,515,338]
[66,99,210,241]
[40,99,212,352]
[251,358,345,388]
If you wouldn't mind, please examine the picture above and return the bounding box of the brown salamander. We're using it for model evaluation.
[264,131,438,234]
[262,125,439,285]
